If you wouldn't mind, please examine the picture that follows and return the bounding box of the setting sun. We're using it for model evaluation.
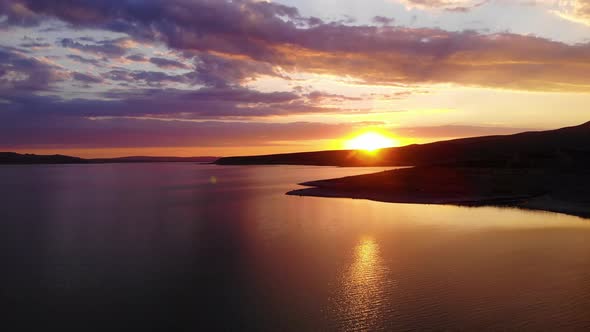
[345,132,400,152]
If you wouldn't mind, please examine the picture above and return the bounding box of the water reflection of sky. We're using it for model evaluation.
[1,164,590,331]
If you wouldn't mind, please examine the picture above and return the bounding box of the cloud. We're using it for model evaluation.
[0,47,67,92]
[193,53,279,87]
[397,0,488,12]
[399,0,590,25]
[59,37,130,57]
[550,0,590,26]
[72,72,103,84]
[372,16,396,25]
[0,0,42,27]
[102,69,194,87]
[1,0,588,92]
[19,41,51,48]
[1,85,356,119]
[67,54,102,66]
[284,25,590,92]
[125,54,147,62]
[149,57,190,70]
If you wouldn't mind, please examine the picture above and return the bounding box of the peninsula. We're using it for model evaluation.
[219,122,590,218]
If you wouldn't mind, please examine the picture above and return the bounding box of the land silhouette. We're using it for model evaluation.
[4,122,589,217]
[218,122,590,218]
[0,153,218,164]
[217,121,590,168]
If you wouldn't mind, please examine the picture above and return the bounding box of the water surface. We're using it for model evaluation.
[1,164,589,330]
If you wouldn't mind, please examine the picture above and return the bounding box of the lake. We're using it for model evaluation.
[1,163,589,331]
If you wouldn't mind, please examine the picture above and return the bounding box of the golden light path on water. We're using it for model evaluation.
[332,236,394,331]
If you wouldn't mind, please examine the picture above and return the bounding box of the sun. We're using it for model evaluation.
[344,131,399,152]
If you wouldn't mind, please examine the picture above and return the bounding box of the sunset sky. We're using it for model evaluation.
[1,0,590,157]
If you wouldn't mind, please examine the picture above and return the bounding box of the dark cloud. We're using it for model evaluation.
[59,37,129,57]
[72,72,102,84]
[193,53,278,87]
[67,54,102,66]
[149,57,190,69]
[0,82,376,150]
[0,47,66,92]
[103,69,193,86]
[1,86,347,119]
[372,16,395,25]
[102,69,133,82]
[127,71,189,86]
[306,91,362,102]
[126,54,147,62]
[0,0,42,27]
[19,41,51,48]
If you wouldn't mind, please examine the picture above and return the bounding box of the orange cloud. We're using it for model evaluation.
[551,0,590,26]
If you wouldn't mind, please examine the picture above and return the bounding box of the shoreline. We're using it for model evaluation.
[286,167,590,219]
[287,187,590,219]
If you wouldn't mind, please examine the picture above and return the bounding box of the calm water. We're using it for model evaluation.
[1,163,589,331]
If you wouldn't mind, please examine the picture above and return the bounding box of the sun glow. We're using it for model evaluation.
[344,131,400,152]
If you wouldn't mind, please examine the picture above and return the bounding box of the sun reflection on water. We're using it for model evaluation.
[332,236,391,330]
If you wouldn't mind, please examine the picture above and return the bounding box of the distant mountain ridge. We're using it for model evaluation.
[91,156,219,163]
[216,121,590,167]
[0,153,219,164]
[0,152,86,164]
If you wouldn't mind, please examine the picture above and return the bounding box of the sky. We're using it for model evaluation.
[1,0,590,157]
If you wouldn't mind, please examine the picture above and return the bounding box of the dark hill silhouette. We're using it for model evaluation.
[274,121,590,218]
[0,152,86,164]
[91,156,218,163]
[217,121,590,168]
[0,153,219,164]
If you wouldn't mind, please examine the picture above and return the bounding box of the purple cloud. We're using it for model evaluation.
[59,37,129,57]
[372,16,395,25]
[193,53,278,87]
[0,47,66,92]
[1,0,588,91]
[125,54,147,62]
[67,54,103,66]
[1,85,354,119]
[149,57,190,69]
[72,72,103,84]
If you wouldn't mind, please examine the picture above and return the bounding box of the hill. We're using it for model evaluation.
[0,152,87,164]
[217,121,590,168]
[0,153,219,164]
[278,121,590,218]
